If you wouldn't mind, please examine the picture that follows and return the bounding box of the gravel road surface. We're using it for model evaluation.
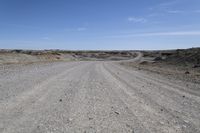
[0,61,200,133]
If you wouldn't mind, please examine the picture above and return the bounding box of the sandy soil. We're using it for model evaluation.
[120,54,200,85]
[0,60,200,133]
[0,52,74,64]
[0,50,137,64]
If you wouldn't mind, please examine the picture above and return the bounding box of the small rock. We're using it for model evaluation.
[59,99,62,102]
[89,117,93,120]
[160,121,165,125]
[114,111,119,115]
[154,56,162,61]
[69,118,73,121]
[185,71,190,74]
[160,109,163,112]
[56,57,60,59]
[182,95,185,98]
[184,120,189,123]
[183,125,187,128]
[193,64,200,68]
[126,124,131,128]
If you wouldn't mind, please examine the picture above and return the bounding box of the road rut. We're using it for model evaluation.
[0,61,200,133]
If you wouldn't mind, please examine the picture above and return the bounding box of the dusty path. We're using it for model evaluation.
[0,61,200,133]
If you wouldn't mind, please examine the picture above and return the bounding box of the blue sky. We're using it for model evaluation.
[0,0,200,50]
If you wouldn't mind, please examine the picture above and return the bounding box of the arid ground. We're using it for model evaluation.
[0,48,200,133]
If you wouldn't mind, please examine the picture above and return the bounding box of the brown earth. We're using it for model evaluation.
[0,48,200,133]
[0,49,137,64]
[120,48,200,84]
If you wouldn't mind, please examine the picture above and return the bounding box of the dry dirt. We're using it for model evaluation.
[121,48,200,84]
[0,53,200,132]
[0,50,137,64]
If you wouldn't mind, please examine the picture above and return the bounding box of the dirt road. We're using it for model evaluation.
[0,61,200,133]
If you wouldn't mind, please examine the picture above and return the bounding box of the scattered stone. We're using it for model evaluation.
[183,125,187,128]
[68,118,73,121]
[154,56,162,61]
[139,61,149,65]
[160,121,165,125]
[193,64,200,68]
[114,111,119,115]
[89,117,93,120]
[126,124,131,128]
[185,71,190,74]
[56,57,61,59]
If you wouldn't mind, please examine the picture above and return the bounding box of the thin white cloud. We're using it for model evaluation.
[65,27,87,32]
[128,17,147,23]
[0,23,39,29]
[107,31,200,38]
[167,10,184,14]
[193,10,200,13]
[167,9,200,14]
[141,31,200,36]
[147,13,161,17]
[149,0,180,11]
[159,1,176,7]
[77,27,87,31]
[42,37,50,40]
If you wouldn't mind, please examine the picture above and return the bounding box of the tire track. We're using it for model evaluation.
[102,62,200,133]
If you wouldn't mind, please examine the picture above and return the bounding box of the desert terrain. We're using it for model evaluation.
[0,48,200,133]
